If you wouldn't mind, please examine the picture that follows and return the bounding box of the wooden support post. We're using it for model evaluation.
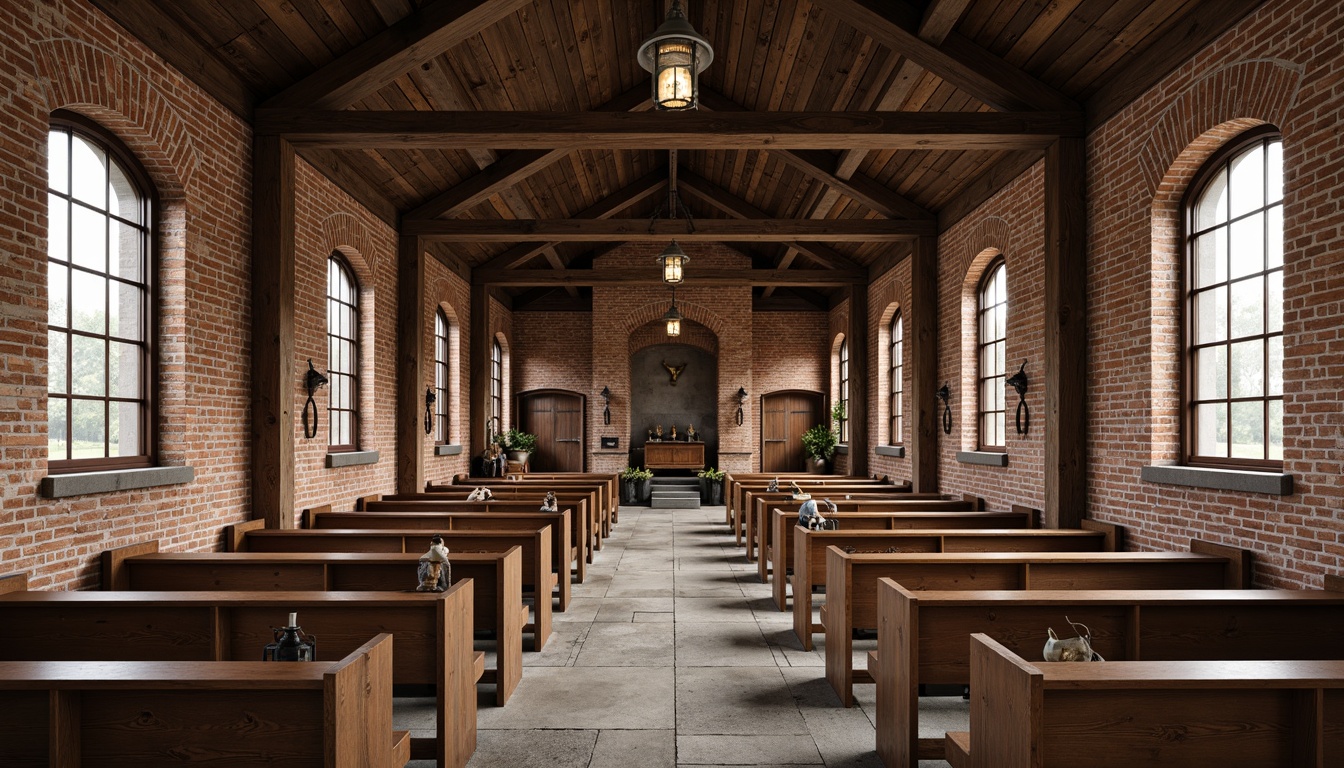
[397,234,426,495]
[909,235,939,492]
[1044,138,1087,528]
[250,135,296,529]
[848,283,869,477]
[469,283,492,461]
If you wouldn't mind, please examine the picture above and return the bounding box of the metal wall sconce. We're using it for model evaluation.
[302,360,328,439]
[1006,361,1029,435]
[735,386,748,426]
[423,387,436,436]
[936,382,951,435]
[600,386,611,425]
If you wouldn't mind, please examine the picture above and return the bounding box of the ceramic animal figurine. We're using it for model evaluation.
[416,534,451,592]
[686,424,697,441]
[766,477,779,492]
[540,491,557,512]
[466,486,493,501]
[1043,617,1104,662]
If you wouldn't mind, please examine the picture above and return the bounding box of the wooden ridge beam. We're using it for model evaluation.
[256,109,1085,151]
[808,0,1077,112]
[407,218,934,242]
[474,268,866,287]
[263,0,534,110]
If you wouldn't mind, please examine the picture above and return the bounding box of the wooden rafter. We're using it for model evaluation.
[263,0,535,110]
[256,109,1083,151]
[474,268,866,288]
[407,218,935,242]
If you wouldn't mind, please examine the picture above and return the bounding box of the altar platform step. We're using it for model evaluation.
[650,477,701,509]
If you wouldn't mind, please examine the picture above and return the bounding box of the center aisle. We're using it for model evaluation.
[402,504,962,767]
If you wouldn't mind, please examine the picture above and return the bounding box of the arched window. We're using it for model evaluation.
[889,311,904,445]
[47,116,153,471]
[978,259,1007,450]
[327,254,359,450]
[838,338,850,443]
[490,339,503,438]
[434,309,451,444]
[1186,130,1283,466]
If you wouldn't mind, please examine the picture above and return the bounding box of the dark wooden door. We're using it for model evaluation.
[761,391,823,473]
[518,390,585,472]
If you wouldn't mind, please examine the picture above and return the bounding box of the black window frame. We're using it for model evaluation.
[977,258,1007,451]
[327,253,360,451]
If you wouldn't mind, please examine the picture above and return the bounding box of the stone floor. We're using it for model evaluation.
[398,505,964,767]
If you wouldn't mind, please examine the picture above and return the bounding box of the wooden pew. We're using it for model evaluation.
[734,479,901,546]
[821,540,1252,705]
[227,520,553,651]
[752,494,979,577]
[788,524,1117,634]
[462,472,621,531]
[875,581,1344,768]
[442,474,616,541]
[725,473,891,529]
[102,542,525,706]
[391,487,603,558]
[0,633,408,768]
[771,506,1044,608]
[0,574,477,768]
[955,633,1344,768]
[311,506,575,609]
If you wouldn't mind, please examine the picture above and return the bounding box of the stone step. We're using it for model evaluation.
[651,490,699,499]
[651,495,701,509]
[651,477,700,487]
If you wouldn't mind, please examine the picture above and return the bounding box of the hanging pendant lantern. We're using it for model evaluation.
[657,240,690,284]
[637,0,714,111]
[263,612,317,661]
[663,288,682,337]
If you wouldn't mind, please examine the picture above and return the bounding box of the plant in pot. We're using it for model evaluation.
[497,428,538,466]
[801,402,844,474]
[696,466,725,505]
[620,466,654,504]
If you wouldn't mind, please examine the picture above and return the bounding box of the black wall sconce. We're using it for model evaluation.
[936,382,951,435]
[1006,360,1029,436]
[423,387,436,436]
[302,360,328,439]
[600,386,611,425]
[735,386,748,426]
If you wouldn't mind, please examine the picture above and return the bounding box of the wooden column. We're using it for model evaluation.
[1044,137,1087,528]
[469,282,492,461]
[396,234,426,494]
[909,235,939,492]
[250,135,296,528]
[847,283,869,477]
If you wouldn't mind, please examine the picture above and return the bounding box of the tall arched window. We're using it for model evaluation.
[434,309,451,445]
[889,311,904,445]
[327,255,360,450]
[47,116,153,471]
[490,339,503,438]
[838,338,850,443]
[1186,130,1283,466]
[978,260,1007,450]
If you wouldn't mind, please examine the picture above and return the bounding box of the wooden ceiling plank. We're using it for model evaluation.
[765,0,814,111]
[920,0,974,43]
[808,0,1076,112]
[85,0,256,118]
[474,267,866,287]
[411,218,934,242]
[264,0,534,109]
[405,148,568,220]
[1058,0,1199,95]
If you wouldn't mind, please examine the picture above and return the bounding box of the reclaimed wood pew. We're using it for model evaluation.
[358,499,586,588]
[0,574,476,768]
[821,540,1252,705]
[227,520,553,651]
[771,505,1045,607]
[462,472,621,531]
[442,475,615,541]
[787,522,1117,624]
[0,633,406,768]
[752,494,978,577]
[875,580,1344,768]
[102,542,525,706]
[725,473,891,529]
[391,486,603,558]
[954,633,1344,768]
[733,478,900,546]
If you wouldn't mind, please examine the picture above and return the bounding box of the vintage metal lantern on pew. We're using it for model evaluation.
[263,611,317,661]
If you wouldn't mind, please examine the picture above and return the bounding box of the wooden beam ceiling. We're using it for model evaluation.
[407,218,936,242]
[255,110,1084,151]
[474,268,866,287]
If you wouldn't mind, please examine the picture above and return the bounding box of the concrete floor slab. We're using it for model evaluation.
[676,667,809,735]
[676,734,822,765]
[477,666,675,730]
[675,622,777,667]
[575,621,675,667]
[595,596,675,622]
[466,729,598,768]
[674,596,754,622]
[607,570,676,597]
[589,729,676,768]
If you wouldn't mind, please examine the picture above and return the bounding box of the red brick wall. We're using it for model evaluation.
[422,254,471,483]
[869,258,914,483]
[751,310,829,472]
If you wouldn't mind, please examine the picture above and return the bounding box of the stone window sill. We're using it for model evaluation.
[1140,464,1293,495]
[836,444,849,455]
[956,451,1008,467]
[40,465,195,499]
[326,450,380,469]
[435,444,463,457]
[875,445,905,458]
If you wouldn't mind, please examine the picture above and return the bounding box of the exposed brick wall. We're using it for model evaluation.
[868,259,914,483]
[751,310,829,472]
[828,300,850,475]
[422,256,471,484]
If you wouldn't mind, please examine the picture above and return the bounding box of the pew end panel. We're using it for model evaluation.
[224,519,266,552]
[967,633,1040,768]
[100,540,160,591]
[1189,538,1254,588]
[1079,518,1124,551]
[1008,504,1040,528]
[0,572,28,595]
[1327,574,1344,593]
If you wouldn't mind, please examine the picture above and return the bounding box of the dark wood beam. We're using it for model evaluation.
[469,282,492,458]
[847,282,869,476]
[295,148,400,227]
[474,268,866,288]
[396,234,426,494]
[809,0,1077,112]
[86,0,254,119]
[937,150,1042,232]
[263,0,534,109]
[1087,0,1269,129]
[407,218,935,242]
[919,0,974,40]
[1043,137,1087,529]
[250,136,296,528]
[256,110,1085,151]
[908,235,938,493]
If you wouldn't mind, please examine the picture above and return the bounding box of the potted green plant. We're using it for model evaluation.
[696,466,725,505]
[800,403,843,474]
[620,466,654,504]
[497,428,538,466]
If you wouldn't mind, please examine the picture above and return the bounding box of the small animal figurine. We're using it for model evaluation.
[661,359,686,385]
[766,477,779,492]
[416,534,451,592]
[1043,617,1104,662]
[540,491,558,512]
[466,486,493,501]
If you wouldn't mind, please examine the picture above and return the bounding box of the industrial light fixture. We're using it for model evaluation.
[657,241,689,284]
[637,0,714,111]
[1006,361,1029,435]
[663,287,682,337]
[936,382,952,435]
[736,386,748,426]
[600,386,612,425]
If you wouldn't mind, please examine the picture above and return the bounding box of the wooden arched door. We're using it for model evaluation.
[517,390,586,472]
[761,390,824,473]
